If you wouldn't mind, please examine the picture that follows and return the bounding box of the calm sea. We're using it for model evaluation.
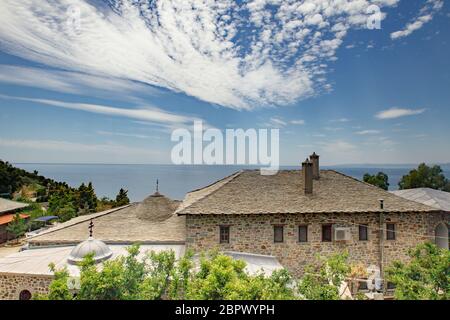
[13,164,450,202]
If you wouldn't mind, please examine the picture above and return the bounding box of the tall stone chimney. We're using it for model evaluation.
[310,152,320,180]
[302,158,313,195]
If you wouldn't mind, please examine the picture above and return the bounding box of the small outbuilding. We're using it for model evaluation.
[0,198,30,243]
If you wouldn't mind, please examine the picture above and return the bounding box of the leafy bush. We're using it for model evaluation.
[386,243,450,300]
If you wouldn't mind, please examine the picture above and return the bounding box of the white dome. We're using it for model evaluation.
[67,237,113,264]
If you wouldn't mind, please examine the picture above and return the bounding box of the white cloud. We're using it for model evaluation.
[376,107,426,119]
[96,131,157,140]
[0,94,199,126]
[391,0,443,40]
[268,117,287,128]
[290,120,305,125]
[355,130,381,135]
[0,0,403,110]
[0,65,159,100]
[0,138,159,158]
[330,118,350,123]
[324,127,343,132]
[319,140,357,153]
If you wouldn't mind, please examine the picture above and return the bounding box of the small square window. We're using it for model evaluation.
[274,226,284,243]
[386,223,396,240]
[359,224,368,241]
[358,281,368,291]
[219,226,230,244]
[299,225,308,243]
[322,224,332,242]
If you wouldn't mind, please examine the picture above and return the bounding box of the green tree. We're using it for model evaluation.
[115,188,130,207]
[77,182,97,213]
[386,243,450,300]
[5,214,28,241]
[297,252,351,300]
[363,172,390,190]
[37,247,298,300]
[48,192,77,222]
[185,251,296,300]
[34,264,74,300]
[399,163,450,191]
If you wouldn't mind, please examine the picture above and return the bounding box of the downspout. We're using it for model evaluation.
[378,199,384,293]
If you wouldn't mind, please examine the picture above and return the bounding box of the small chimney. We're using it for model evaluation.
[379,199,384,210]
[310,152,320,180]
[302,158,314,195]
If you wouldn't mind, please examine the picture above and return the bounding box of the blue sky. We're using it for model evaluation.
[0,0,449,165]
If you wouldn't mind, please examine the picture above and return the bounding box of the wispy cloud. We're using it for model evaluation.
[391,0,443,40]
[319,140,357,153]
[0,95,199,126]
[0,65,159,100]
[355,130,381,135]
[96,130,158,140]
[266,117,287,128]
[0,138,159,157]
[0,0,404,109]
[330,118,350,123]
[324,127,343,132]
[376,107,426,119]
[290,120,305,125]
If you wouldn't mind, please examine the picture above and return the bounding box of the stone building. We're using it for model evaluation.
[0,154,448,299]
[176,154,449,277]
[0,191,186,300]
[391,188,450,249]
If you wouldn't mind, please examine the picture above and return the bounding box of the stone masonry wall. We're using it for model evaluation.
[186,212,449,277]
[0,273,53,300]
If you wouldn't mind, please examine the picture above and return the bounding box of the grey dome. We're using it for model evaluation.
[68,237,113,264]
[133,192,180,222]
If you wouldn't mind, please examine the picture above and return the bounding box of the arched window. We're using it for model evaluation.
[19,290,32,300]
[435,223,449,250]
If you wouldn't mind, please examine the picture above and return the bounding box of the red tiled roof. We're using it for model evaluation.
[0,214,30,226]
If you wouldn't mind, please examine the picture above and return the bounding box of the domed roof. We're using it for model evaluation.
[133,191,180,221]
[67,237,113,264]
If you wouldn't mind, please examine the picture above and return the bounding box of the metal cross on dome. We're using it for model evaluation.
[89,219,94,237]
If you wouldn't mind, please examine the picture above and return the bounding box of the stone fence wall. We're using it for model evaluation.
[0,273,53,300]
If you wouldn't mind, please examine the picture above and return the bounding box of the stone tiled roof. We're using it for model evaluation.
[391,188,450,212]
[0,198,29,214]
[28,199,185,246]
[176,170,438,215]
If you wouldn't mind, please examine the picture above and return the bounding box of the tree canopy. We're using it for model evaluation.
[5,214,28,241]
[386,243,450,300]
[363,172,390,190]
[399,163,450,191]
[36,247,362,300]
[115,188,130,207]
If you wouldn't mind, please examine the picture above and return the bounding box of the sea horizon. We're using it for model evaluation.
[12,163,450,202]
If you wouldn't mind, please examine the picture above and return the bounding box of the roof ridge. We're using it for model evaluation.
[328,170,391,192]
[176,171,243,214]
[185,170,246,194]
[28,204,133,240]
[330,170,438,211]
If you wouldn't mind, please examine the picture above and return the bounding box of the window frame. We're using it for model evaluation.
[359,224,369,241]
[298,225,308,243]
[322,224,333,242]
[386,223,396,241]
[219,225,230,244]
[273,225,284,243]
